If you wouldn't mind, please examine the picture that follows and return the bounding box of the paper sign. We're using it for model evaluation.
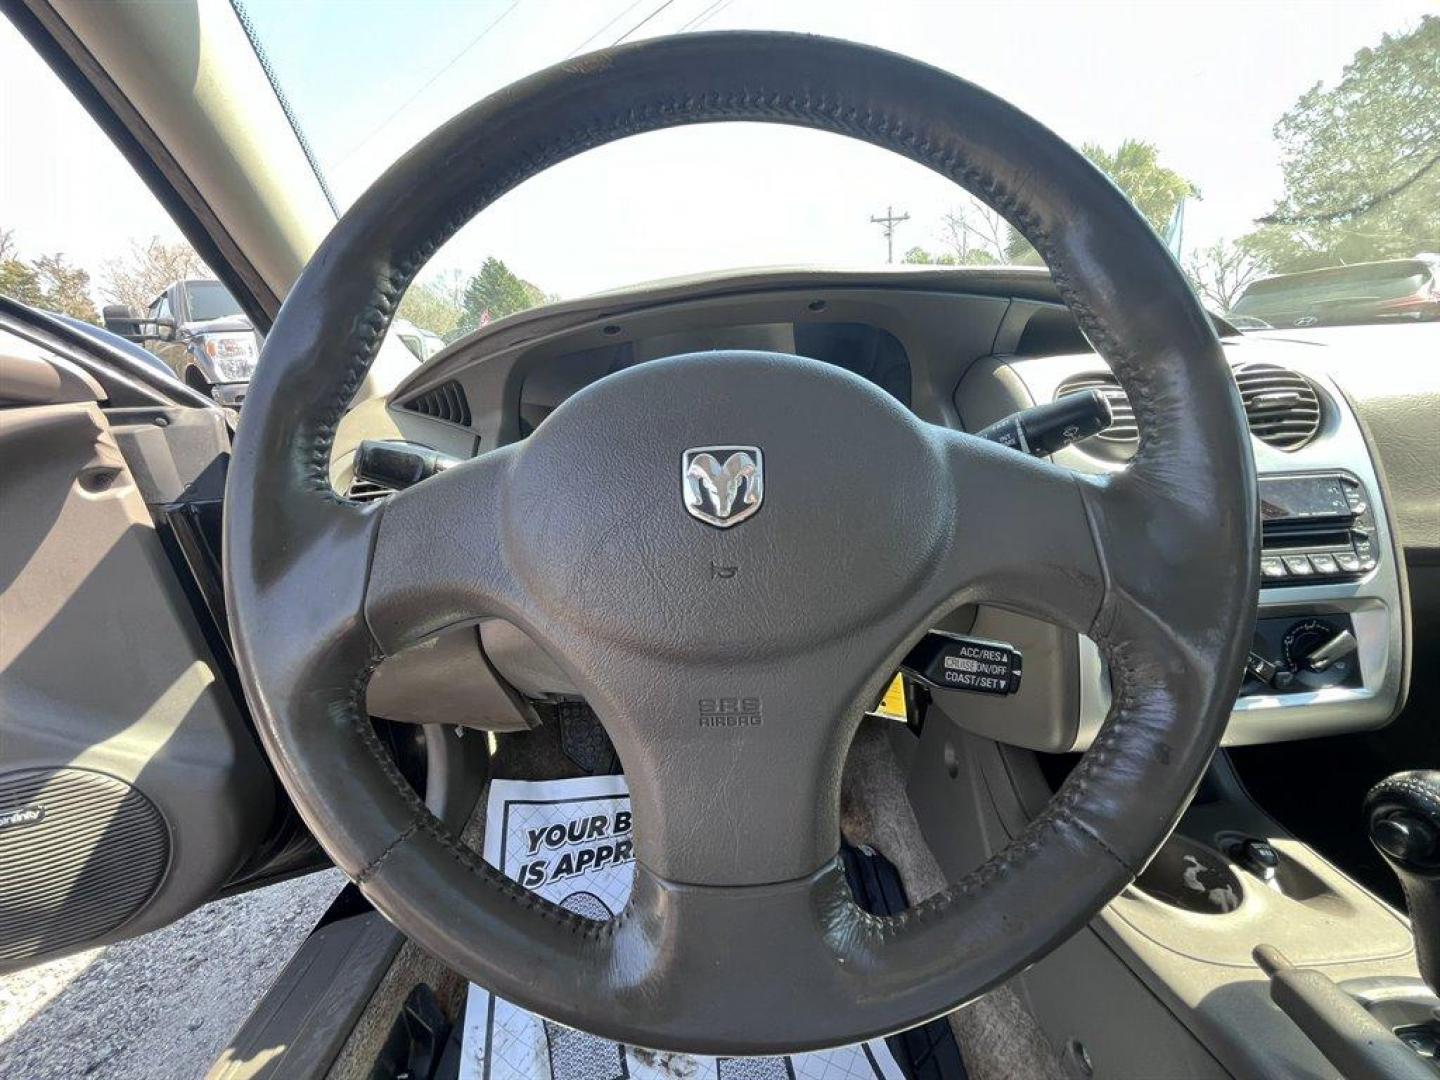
[460,775,904,1080]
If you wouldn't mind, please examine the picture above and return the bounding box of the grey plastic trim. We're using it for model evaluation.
[386,277,1021,453]
[906,718,1427,1080]
[0,332,103,406]
[227,0,339,216]
[33,0,333,308]
[1227,600,1392,745]
[0,400,275,970]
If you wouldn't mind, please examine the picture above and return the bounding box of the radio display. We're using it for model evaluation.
[1259,476,1350,521]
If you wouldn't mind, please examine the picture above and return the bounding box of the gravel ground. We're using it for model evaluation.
[0,869,345,1080]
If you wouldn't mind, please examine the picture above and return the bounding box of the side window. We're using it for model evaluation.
[0,16,214,352]
[148,293,170,339]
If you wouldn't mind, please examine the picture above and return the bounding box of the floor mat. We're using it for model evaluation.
[841,844,968,1080]
[838,721,1065,1080]
[457,774,905,1080]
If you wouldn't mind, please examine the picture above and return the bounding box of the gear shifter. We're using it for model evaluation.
[1366,771,1440,995]
[1247,773,1440,1079]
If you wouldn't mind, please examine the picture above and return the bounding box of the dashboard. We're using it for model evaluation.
[343,266,1437,751]
[517,320,911,435]
[980,328,1411,749]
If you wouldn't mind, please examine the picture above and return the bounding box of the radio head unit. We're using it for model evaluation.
[1258,471,1377,584]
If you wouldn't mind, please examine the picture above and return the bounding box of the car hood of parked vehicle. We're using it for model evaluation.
[181,314,256,336]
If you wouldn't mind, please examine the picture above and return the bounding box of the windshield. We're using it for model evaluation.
[3,3,1434,338]
[230,2,1435,335]
[184,280,244,323]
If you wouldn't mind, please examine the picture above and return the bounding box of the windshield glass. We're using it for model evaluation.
[3,3,1434,339]
[233,1,1435,335]
[185,280,244,323]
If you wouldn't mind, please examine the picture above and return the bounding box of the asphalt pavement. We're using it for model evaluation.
[0,869,344,1080]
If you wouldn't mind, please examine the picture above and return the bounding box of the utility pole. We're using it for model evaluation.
[869,205,910,264]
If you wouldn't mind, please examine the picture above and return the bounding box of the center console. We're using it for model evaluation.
[1228,467,1395,736]
[903,720,1433,1080]
[922,326,1421,1077]
[951,333,1409,752]
[1222,395,1408,745]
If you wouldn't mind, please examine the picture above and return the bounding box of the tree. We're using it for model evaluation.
[32,253,99,322]
[398,268,467,339]
[1243,15,1439,272]
[0,258,44,307]
[1003,231,1043,266]
[1185,239,1266,312]
[0,228,98,321]
[902,200,1008,266]
[901,246,958,266]
[1002,139,1198,264]
[937,203,1006,265]
[460,257,548,331]
[0,226,43,306]
[1083,140,1199,233]
[101,236,208,310]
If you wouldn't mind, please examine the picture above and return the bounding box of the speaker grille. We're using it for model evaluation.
[0,768,169,962]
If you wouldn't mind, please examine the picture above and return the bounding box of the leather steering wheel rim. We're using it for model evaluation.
[225,31,1257,1054]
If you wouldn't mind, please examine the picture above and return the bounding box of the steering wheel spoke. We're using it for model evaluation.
[929,427,1109,635]
[364,444,523,655]
[573,643,867,888]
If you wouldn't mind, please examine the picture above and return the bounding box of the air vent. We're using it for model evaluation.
[401,380,471,427]
[1056,363,1322,453]
[1233,362,1322,450]
[1055,373,1138,444]
[346,477,393,503]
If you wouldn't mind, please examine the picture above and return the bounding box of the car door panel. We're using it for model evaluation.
[0,334,276,971]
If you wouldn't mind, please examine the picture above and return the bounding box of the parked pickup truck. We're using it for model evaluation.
[103,278,259,406]
[104,278,440,406]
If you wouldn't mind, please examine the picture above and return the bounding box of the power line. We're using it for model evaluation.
[869,206,910,264]
[678,0,731,32]
[333,0,522,170]
[612,0,678,46]
[693,0,734,29]
[567,0,647,57]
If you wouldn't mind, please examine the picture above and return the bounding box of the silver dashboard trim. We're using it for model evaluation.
[1075,635,1110,750]
[1007,341,1406,750]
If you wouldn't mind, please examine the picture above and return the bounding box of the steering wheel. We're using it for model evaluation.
[225,32,1256,1054]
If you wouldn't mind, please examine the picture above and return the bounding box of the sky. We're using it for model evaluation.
[1,0,1433,302]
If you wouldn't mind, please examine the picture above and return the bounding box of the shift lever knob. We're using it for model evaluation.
[1366,771,1440,995]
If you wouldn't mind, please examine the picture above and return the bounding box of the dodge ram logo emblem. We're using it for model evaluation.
[682,446,763,528]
